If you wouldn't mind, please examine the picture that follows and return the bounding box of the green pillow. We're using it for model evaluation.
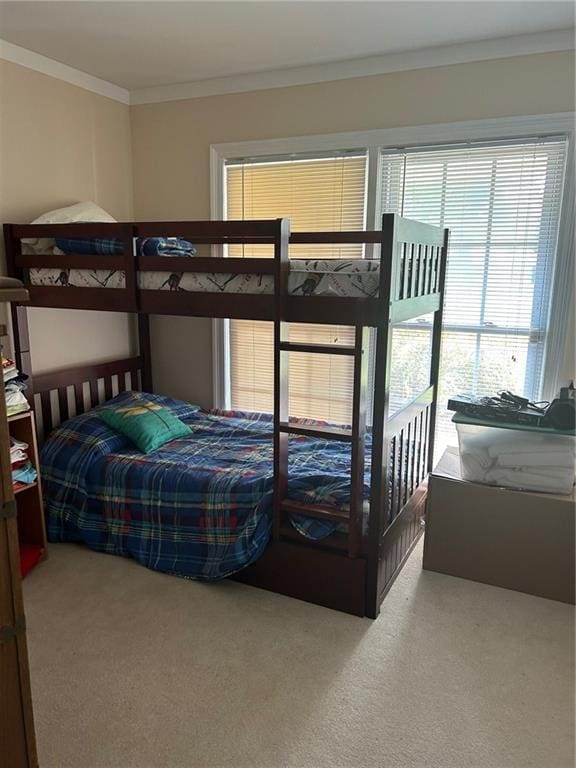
[100,401,192,454]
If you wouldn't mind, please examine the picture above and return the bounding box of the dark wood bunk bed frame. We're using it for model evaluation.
[3,215,448,618]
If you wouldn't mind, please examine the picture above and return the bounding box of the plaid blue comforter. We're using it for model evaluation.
[41,392,370,581]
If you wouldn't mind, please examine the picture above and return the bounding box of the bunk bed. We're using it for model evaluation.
[3,214,449,618]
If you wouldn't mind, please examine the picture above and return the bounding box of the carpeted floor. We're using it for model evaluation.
[23,540,574,768]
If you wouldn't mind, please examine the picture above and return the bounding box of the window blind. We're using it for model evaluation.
[226,154,367,419]
[226,154,366,259]
[380,138,568,442]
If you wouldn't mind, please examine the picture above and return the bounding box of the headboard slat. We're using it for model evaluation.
[40,390,53,435]
[89,379,99,408]
[58,387,69,423]
[31,356,144,441]
[74,383,84,416]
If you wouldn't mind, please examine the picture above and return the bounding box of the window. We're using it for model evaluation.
[380,138,568,441]
[218,126,569,443]
[225,153,367,421]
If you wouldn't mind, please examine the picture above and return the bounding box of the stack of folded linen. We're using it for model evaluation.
[3,356,30,416]
[460,433,575,494]
[10,436,37,488]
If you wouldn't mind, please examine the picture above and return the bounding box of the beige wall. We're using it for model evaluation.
[130,50,576,405]
[0,58,135,373]
[1,51,574,398]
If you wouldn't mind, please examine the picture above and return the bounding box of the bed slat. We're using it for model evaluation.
[74,383,84,416]
[40,391,52,435]
[58,388,69,424]
[89,380,99,408]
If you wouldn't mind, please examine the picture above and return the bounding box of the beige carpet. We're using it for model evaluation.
[23,541,574,768]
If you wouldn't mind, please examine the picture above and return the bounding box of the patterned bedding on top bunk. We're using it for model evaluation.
[41,391,371,581]
[28,260,380,298]
[24,236,380,297]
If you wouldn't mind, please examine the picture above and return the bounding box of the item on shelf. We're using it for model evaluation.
[10,435,28,458]
[12,462,37,486]
[2,356,18,382]
[10,435,37,488]
[2,341,30,415]
[4,372,30,416]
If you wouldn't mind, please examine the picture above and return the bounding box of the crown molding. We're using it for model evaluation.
[0,39,130,104]
[130,28,574,105]
[1,29,573,108]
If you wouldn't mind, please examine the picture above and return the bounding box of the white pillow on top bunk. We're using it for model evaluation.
[21,201,117,255]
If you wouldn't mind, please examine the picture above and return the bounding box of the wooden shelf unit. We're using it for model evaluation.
[8,410,47,573]
[0,278,39,767]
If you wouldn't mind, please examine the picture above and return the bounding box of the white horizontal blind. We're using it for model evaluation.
[226,154,367,419]
[380,138,568,443]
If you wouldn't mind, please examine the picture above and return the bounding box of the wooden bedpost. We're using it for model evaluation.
[426,227,449,472]
[348,325,370,558]
[365,213,396,619]
[272,218,290,543]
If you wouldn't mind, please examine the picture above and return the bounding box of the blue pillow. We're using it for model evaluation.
[55,237,196,257]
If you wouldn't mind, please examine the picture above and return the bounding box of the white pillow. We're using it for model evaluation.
[30,201,117,225]
[22,201,117,254]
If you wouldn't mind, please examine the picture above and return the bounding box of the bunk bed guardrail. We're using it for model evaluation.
[4,217,445,326]
[32,356,146,440]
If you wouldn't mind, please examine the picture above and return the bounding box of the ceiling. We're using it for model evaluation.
[0,1,573,91]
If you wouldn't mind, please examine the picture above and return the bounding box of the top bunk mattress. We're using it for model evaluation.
[27,258,381,298]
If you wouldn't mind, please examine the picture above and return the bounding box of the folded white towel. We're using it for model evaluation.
[497,451,575,469]
[10,436,28,452]
[517,466,575,481]
[485,467,574,494]
[460,437,492,468]
[5,390,28,408]
[488,435,574,459]
[460,453,489,481]
[10,449,28,464]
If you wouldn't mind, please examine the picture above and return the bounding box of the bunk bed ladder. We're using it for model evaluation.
[274,325,369,557]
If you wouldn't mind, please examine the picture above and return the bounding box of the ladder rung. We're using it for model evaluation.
[279,341,356,356]
[279,422,353,442]
[281,499,349,523]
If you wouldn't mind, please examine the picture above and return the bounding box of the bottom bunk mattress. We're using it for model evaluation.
[41,391,370,581]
